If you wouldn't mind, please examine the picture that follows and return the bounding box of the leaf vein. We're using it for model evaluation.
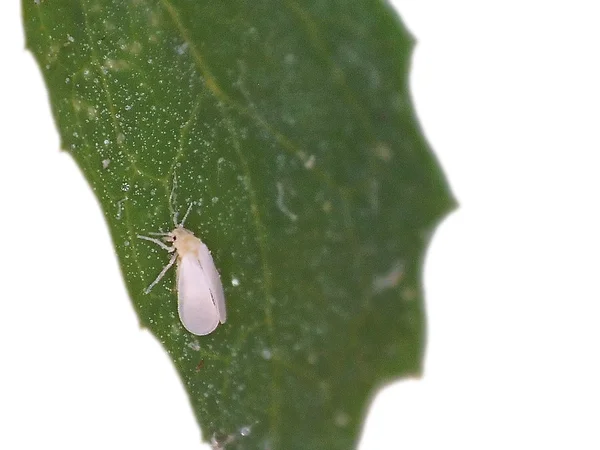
[216,102,282,442]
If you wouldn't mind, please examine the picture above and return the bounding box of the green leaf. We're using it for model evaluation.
[23,0,454,448]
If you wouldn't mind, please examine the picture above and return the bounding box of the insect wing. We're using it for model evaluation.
[198,243,227,323]
[177,254,220,335]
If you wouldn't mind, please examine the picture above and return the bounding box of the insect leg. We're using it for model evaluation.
[144,253,177,294]
[137,235,174,252]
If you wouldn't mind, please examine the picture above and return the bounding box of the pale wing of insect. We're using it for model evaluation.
[177,252,222,336]
[197,242,227,323]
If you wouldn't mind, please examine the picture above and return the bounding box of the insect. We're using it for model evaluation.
[137,203,226,336]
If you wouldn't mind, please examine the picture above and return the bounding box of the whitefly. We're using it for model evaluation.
[137,203,226,336]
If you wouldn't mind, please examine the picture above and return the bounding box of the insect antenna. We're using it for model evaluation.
[169,172,179,227]
[167,171,196,228]
[179,203,194,227]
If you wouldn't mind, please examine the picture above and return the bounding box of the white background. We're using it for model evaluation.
[1,1,599,449]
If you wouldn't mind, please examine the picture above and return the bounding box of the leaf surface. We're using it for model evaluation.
[23,0,455,448]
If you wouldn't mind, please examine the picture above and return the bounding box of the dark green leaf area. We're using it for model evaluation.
[23,0,454,448]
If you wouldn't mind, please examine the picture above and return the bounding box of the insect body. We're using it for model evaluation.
[137,204,226,336]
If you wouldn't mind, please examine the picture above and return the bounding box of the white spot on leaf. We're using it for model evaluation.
[276,182,297,222]
[373,261,405,293]
[304,154,316,169]
[334,411,350,427]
